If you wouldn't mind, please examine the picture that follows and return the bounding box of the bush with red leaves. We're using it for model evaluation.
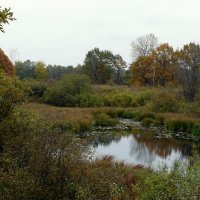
[0,48,15,76]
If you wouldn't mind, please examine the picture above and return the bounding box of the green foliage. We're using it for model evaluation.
[110,183,127,199]
[135,112,156,121]
[134,160,200,200]
[77,93,103,107]
[34,61,47,80]
[148,92,179,112]
[44,74,94,107]
[66,120,93,133]
[134,172,177,200]
[103,90,152,108]
[0,73,24,122]
[192,124,200,135]
[82,48,126,84]
[0,6,16,33]
[15,60,35,79]
[142,118,155,127]
[47,64,75,80]
[103,91,136,107]
[165,118,200,134]
[135,91,152,106]
[95,113,119,126]
[23,80,47,100]
[118,110,136,119]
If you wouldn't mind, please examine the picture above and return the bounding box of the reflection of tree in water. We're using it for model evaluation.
[93,135,121,148]
[129,134,193,163]
[92,131,198,168]
[129,135,155,165]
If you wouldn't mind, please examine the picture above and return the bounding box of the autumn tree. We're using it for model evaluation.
[34,61,47,80]
[131,33,158,60]
[0,48,15,76]
[131,43,176,87]
[131,55,155,86]
[0,6,15,33]
[152,43,176,87]
[176,43,200,101]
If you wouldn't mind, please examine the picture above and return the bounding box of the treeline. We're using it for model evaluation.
[15,60,81,80]
[14,48,129,85]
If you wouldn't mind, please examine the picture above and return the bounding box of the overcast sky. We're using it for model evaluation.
[1,0,200,66]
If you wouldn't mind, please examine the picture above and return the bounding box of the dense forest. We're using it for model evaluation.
[0,5,200,200]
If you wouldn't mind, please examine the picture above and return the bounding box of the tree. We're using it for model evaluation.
[15,60,35,79]
[0,6,16,32]
[83,48,126,84]
[0,48,15,76]
[34,61,47,80]
[176,43,200,101]
[47,65,74,80]
[83,48,116,84]
[131,43,176,87]
[113,54,127,85]
[152,43,176,87]
[131,55,155,86]
[131,33,158,60]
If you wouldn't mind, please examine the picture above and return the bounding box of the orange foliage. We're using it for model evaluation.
[0,48,15,76]
[131,43,176,87]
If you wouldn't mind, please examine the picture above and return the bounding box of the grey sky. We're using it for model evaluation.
[1,0,200,66]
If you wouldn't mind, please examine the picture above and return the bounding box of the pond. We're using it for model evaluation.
[92,130,197,170]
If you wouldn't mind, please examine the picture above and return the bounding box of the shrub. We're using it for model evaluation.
[106,109,123,118]
[152,116,164,126]
[134,161,200,200]
[103,91,136,107]
[135,112,156,121]
[135,91,152,106]
[118,110,136,119]
[44,74,93,107]
[0,73,24,122]
[134,172,176,200]
[149,92,179,112]
[24,80,47,100]
[142,118,155,127]
[95,113,119,126]
[78,93,103,107]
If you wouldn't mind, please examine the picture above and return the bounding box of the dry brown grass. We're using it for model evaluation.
[158,112,200,122]
[24,103,126,124]
[92,84,177,95]
[25,103,95,123]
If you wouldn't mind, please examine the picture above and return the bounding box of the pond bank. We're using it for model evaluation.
[83,119,200,142]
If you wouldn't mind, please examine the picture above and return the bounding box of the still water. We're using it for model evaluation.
[93,131,194,170]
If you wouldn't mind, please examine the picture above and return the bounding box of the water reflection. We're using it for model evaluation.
[93,132,194,170]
